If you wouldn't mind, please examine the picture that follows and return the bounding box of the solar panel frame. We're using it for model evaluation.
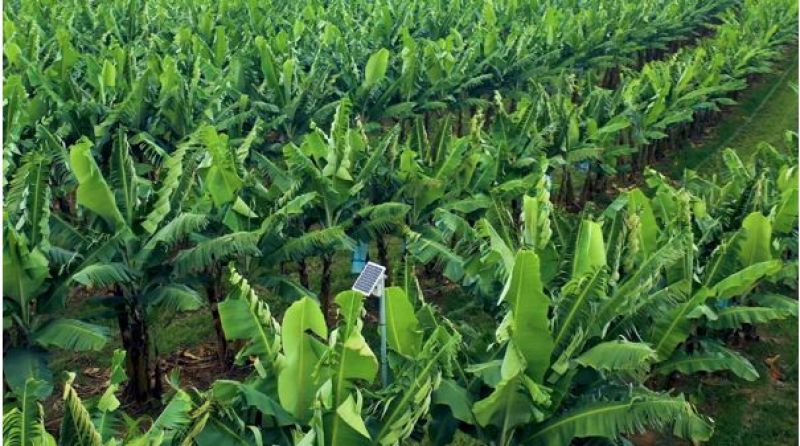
[352,262,386,296]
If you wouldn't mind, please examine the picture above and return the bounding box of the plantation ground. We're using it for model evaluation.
[47,52,799,443]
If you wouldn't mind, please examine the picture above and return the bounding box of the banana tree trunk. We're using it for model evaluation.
[206,274,229,364]
[558,166,575,207]
[118,299,153,401]
[298,258,309,289]
[377,235,391,284]
[424,112,432,150]
[579,167,594,205]
[593,167,606,195]
[510,198,522,233]
[152,344,165,397]
[320,254,334,325]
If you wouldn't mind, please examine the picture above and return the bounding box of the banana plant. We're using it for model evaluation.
[397,111,551,294]
[5,347,199,446]
[141,265,461,445]
[278,99,417,319]
[634,169,797,377]
[412,164,793,444]
[167,122,294,363]
[63,134,207,400]
[4,349,128,446]
[405,160,565,302]
[432,249,714,446]
[3,147,111,405]
[3,376,56,446]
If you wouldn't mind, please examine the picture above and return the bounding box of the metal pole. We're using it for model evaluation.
[378,274,388,387]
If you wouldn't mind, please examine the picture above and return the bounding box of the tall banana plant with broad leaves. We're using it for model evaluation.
[62,134,207,400]
[586,183,784,384]
[366,287,462,446]
[405,161,564,304]
[3,377,56,446]
[683,146,798,278]
[3,147,110,409]
[278,99,415,319]
[169,123,259,363]
[4,347,200,446]
[169,121,319,363]
[432,249,714,446]
[634,169,796,379]
[169,117,391,362]
[401,115,553,282]
[416,169,793,444]
[141,265,461,445]
[4,349,126,446]
[396,114,495,290]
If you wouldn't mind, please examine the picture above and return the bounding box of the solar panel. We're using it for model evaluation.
[352,262,386,296]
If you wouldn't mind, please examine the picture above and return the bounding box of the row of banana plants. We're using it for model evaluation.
[3,0,732,148]
[470,0,799,207]
[3,0,797,406]
[6,142,796,445]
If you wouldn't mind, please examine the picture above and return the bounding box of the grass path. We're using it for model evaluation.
[660,50,798,177]
[661,50,798,446]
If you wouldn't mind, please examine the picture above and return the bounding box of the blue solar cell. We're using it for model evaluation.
[352,262,386,295]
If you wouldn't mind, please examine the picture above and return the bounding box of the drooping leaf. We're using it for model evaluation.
[473,344,550,434]
[144,389,195,441]
[501,250,553,382]
[649,288,714,360]
[364,48,390,88]
[713,260,781,300]
[173,231,260,275]
[384,287,422,357]
[751,293,798,316]
[278,297,328,420]
[372,325,460,445]
[707,305,790,329]
[198,125,243,207]
[60,373,104,446]
[737,212,772,266]
[146,284,205,312]
[432,379,475,424]
[597,236,687,327]
[5,151,51,247]
[527,392,712,446]
[575,340,657,374]
[655,346,758,381]
[571,220,606,278]
[142,144,189,234]
[212,380,295,426]
[333,291,378,387]
[3,228,49,307]
[32,319,110,352]
[137,213,208,265]
[71,263,138,288]
[3,378,54,446]
[69,137,125,230]
[3,348,53,399]
[94,350,128,441]
[325,393,371,446]
[218,266,280,364]
[553,268,608,351]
